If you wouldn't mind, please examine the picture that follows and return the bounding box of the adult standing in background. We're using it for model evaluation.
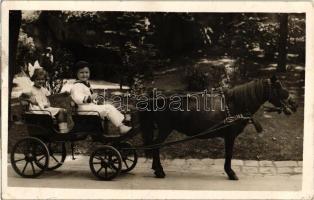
[39,46,54,88]
[39,46,54,74]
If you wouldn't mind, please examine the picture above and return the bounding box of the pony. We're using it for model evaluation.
[138,75,297,180]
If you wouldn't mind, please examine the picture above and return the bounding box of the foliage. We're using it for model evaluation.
[18,12,305,93]
[151,13,213,57]
[53,48,75,79]
[216,13,305,62]
[21,11,41,23]
[20,11,216,88]
[183,65,210,91]
[257,19,279,59]
[50,48,75,94]
[288,15,305,40]
[53,12,157,87]
[288,14,305,61]
[16,29,37,71]
[129,75,146,96]
[218,14,265,58]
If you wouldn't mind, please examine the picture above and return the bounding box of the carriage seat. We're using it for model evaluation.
[19,95,57,121]
[69,95,133,139]
[19,99,87,140]
[70,101,109,136]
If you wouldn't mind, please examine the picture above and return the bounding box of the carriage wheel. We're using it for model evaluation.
[114,142,138,173]
[89,146,122,181]
[10,137,49,178]
[36,142,66,171]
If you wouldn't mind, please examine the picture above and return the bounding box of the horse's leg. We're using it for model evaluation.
[152,147,165,178]
[151,129,171,178]
[224,136,239,180]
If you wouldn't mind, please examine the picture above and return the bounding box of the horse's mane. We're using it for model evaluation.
[226,79,267,113]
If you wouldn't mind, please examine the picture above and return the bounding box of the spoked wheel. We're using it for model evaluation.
[37,142,66,171]
[10,137,49,178]
[89,146,122,181]
[114,142,138,173]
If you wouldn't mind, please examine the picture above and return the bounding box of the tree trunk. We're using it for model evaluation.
[277,13,288,72]
[9,11,22,125]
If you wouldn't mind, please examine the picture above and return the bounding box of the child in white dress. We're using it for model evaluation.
[70,61,132,134]
[22,68,69,133]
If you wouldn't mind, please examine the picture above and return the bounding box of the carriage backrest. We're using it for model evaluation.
[70,99,108,134]
[71,114,105,133]
[20,99,30,112]
[18,92,34,114]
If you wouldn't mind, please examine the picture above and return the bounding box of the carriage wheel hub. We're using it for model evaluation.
[25,154,34,161]
[101,161,107,167]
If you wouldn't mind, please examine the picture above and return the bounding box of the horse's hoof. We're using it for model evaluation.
[154,170,166,178]
[228,174,239,180]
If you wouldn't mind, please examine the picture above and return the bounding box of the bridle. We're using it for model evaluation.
[264,78,295,114]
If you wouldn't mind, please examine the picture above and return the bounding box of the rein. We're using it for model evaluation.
[121,117,248,150]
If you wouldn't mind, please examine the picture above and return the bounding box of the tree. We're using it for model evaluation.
[277,13,288,72]
[9,11,22,124]
[22,11,157,88]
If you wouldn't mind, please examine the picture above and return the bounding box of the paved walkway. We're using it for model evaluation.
[7,156,302,192]
[160,158,303,176]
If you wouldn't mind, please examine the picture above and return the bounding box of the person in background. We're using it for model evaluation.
[39,47,54,86]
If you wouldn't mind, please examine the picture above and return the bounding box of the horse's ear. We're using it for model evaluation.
[270,74,277,83]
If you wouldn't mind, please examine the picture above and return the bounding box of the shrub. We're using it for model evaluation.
[183,65,209,91]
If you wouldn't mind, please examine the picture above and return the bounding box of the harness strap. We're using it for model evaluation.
[224,113,251,124]
[122,121,228,150]
[219,87,263,133]
[219,87,231,118]
[123,113,260,151]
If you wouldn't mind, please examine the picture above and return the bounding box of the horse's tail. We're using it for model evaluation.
[138,110,154,158]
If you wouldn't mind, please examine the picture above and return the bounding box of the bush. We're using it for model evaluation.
[183,65,209,91]
[16,30,37,74]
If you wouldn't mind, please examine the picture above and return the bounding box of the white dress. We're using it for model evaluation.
[28,86,61,116]
[70,81,124,127]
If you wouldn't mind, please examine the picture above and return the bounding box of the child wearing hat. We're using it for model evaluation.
[70,61,132,134]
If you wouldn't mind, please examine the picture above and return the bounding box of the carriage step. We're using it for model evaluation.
[104,134,122,138]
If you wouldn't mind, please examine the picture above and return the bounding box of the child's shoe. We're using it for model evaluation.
[119,124,132,134]
[124,114,131,121]
[122,114,132,126]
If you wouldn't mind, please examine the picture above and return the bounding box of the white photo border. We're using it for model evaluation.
[1,1,313,199]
